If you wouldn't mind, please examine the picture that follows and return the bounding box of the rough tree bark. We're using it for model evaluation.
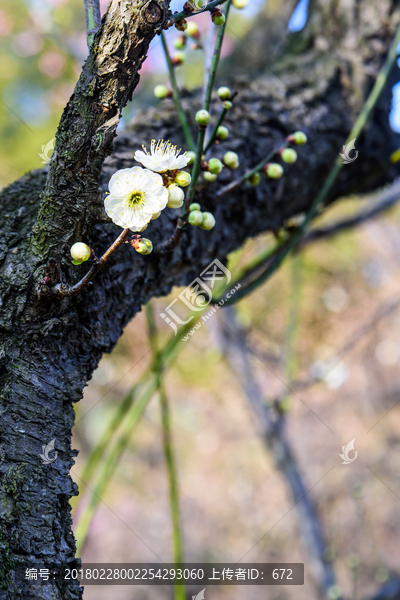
[0,0,399,598]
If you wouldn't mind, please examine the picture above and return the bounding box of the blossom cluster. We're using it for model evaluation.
[105,140,191,232]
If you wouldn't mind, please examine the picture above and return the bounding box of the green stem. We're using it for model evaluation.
[73,316,201,553]
[174,0,228,22]
[284,254,303,384]
[217,19,400,306]
[146,304,185,600]
[84,0,101,49]
[204,108,228,153]
[186,127,206,210]
[74,376,157,555]
[161,32,195,151]
[185,1,231,210]
[216,142,288,198]
[203,1,231,113]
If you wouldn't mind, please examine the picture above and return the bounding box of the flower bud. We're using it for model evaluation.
[189,203,201,212]
[217,86,231,100]
[175,19,188,32]
[223,151,239,169]
[154,85,171,99]
[186,150,196,166]
[281,148,297,164]
[223,100,232,110]
[186,22,200,39]
[216,125,229,140]
[171,51,186,66]
[203,172,218,182]
[208,158,224,174]
[167,184,185,208]
[173,36,186,50]
[247,172,261,186]
[232,0,249,7]
[199,212,216,230]
[151,211,161,220]
[292,131,307,145]
[175,171,192,187]
[71,242,91,265]
[263,163,284,179]
[212,12,226,26]
[188,210,203,226]
[195,109,211,127]
[135,238,153,255]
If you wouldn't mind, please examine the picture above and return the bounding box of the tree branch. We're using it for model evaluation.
[84,0,101,49]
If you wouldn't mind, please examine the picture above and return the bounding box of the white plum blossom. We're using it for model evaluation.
[134,139,189,173]
[105,167,168,231]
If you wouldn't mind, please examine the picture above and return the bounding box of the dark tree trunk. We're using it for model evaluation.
[0,0,399,598]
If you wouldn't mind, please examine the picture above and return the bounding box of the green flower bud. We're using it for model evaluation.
[247,172,261,186]
[154,85,171,99]
[203,172,218,182]
[171,51,186,66]
[199,212,216,230]
[135,238,153,255]
[151,211,161,220]
[208,158,224,174]
[173,36,186,50]
[232,0,249,7]
[175,19,188,32]
[264,163,284,179]
[188,210,203,226]
[216,125,229,140]
[186,22,200,39]
[223,151,239,169]
[292,131,307,145]
[167,184,185,208]
[212,12,226,26]
[223,100,232,110]
[195,109,211,127]
[186,150,196,166]
[217,86,231,100]
[281,148,298,164]
[189,203,201,212]
[175,171,192,187]
[71,242,91,265]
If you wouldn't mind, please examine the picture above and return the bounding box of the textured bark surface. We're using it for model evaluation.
[0,0,399,598]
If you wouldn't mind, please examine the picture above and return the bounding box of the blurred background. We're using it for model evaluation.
[2,1,400,599]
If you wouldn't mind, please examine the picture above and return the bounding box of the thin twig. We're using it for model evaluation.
[204,107,228,153]
[73,316,199,554]
[38,228,131,299]
[84,0,101,49]
[216,142,286,198]
[300,179,400,247]
[186,0,231,211]
[213,179,400,305]
[161,32,196,151]
[215,19,400,305]
[174,0,228,22]
[146,304,185,600]
[203,1,231,113]
[202,24,217,108]
[214,307,337,599]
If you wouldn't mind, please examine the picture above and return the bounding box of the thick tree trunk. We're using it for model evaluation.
[0,0,399,598]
